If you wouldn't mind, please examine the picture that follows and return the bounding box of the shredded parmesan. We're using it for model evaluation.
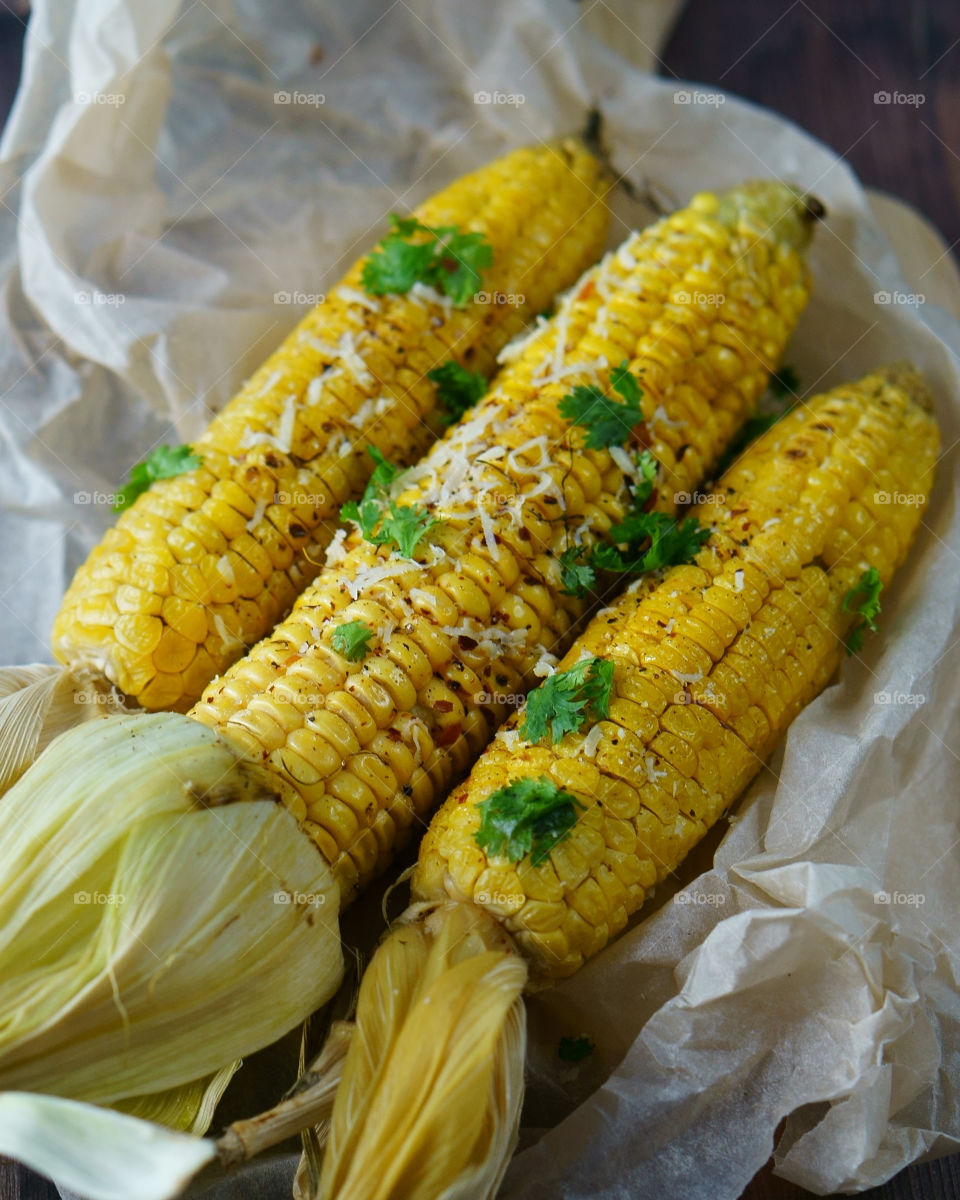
[276,394,297,454]
[306,376,324,406]
[252,369,282,398]
[337,286,380,312]
[645,756,667,783]
[734,569,745,592]
[582,723,604,758]
[498,729,521,751]
[651,405,682,430]
[246,496,267,532]
[496,315,550,365]
[671,669,703,684]
[304,331,374,389]
[345,559,414,599]
[216,554,235,584]
[324,528,349,566]
[347,394,393,430]
[533,651,557,678]
[408,281,455,315]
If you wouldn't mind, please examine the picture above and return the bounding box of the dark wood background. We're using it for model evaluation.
[1,0,958,1197]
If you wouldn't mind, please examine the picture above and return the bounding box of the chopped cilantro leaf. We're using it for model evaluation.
[340,447,442,558]
[631,449,658,507]
[331,620,374,662]
[521,657,615,745]
[842,567,883,655]
[558,1035,595,1063]
[361,214,493,306]
[377,504,441,558]
[474,777,584,866]
[427,361,487,424]
[113,444,202,513]
[558,360,645,449]
[559,546,596,597]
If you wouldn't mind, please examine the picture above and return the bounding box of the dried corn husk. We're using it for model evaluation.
[318,903,527,1200]
[0,712,343,1104]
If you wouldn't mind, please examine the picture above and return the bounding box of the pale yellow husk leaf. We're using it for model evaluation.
[0,711,343,1103]
[0,663,125,798]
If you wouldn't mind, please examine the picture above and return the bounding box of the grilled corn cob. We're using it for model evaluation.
[318,365,938,1200]
[50,138,611,712]
[191,180,818,903]
[0,180,816,1113]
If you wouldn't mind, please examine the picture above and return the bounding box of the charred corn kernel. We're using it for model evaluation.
[192,180,818,904]
[413,364,938,982]
[52,138,612,712]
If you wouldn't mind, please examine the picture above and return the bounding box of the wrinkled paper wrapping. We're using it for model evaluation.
[1,1,958,1197]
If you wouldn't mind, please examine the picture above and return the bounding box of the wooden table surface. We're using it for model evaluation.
[1,1,958,1197]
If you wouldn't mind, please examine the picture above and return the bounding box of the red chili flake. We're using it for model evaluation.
[458,635,478,651]
[435,723,461,746]
[433,699,454,713]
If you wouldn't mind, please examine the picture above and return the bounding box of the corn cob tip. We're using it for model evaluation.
[872,361,935,412]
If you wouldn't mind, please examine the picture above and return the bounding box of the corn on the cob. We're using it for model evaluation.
[50,138,611,712]
[190,180,818,904]
[0,180,817,1116]
[318,365,938,1200]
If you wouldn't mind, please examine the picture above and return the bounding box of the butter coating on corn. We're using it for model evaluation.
[412,365,939,981]
[192,181,819,903]
[52,138,612,711]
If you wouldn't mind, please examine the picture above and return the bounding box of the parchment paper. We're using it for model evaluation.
[2,1,959,1197]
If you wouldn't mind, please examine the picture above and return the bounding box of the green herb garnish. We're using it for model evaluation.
[113,444,202,513]
[521,657,614,745]
[591,511,711,575]
[558,360,645,449]
[361,215,493,306]
[558,1035,595,1063]
[331,620,374,662]
[427,362,487,424]
[474,777,584,866]
[842,567,883,654]
[341,447,441,559]
[559,546,596,597]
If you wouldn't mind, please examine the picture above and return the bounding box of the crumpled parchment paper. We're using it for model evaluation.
[2,1,958,1197]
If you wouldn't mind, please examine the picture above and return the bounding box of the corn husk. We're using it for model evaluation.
[0,1093,218,1200]
[0,711,343,1104]
[318,902,527,1200]
[0,662,125,797]
[113,1062,240,1134]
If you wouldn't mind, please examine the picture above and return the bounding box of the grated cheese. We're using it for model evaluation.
[734,569,745,592]
[582,723,604,758]
[496,315,550,365]
[345,559,414,600]
[252,369,282,398]
[337,286,380,312]
[246,496,267,532]
[645,756,667,783]
[324,528,349,566]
